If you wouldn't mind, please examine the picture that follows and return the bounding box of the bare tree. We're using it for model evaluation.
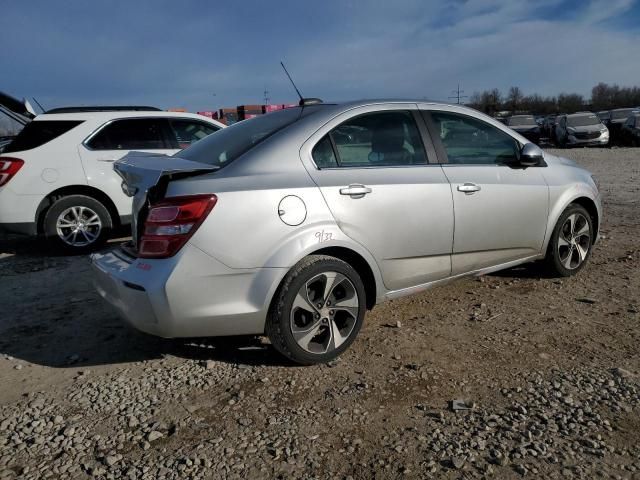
[507,86,523,112]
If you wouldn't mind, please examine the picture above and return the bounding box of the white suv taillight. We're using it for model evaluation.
[138,194,217,258]
[0,158,24,187]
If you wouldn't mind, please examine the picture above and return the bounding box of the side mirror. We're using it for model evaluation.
[519,143,544,166]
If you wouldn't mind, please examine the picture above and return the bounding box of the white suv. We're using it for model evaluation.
[0,106,224,251]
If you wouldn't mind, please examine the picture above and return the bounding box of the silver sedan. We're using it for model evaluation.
[92,100,602,364]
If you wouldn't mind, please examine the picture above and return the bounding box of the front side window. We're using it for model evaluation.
[4,120,84,153]
[169,120,219,149]
[428,111,519,165]
[87,118,171,150]
[312,111,427,168]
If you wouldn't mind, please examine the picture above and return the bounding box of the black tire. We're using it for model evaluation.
[43,195,113,253]
[544,204,594,277]
[266,255,367,365]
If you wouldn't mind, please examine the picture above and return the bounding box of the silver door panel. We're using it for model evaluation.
[443,165,548,275]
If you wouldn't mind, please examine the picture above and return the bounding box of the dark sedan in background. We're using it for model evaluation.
[506,115,541,144]
[606,108,637,145]
[620,114,640,147]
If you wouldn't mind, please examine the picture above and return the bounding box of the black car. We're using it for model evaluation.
[606,108,637,145]
[506,115,541,144]
[542,115,557,142]
[620,114,640,147]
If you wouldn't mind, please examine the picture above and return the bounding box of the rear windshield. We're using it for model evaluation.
[611,109,634,120]
[508,116,536,126]
[3,120,83,153]
[567,114,600,127]
[177,106,321,167]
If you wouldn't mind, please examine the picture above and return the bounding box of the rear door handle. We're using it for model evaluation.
[339,184,372,196]
[97,157,117,163]
[457,183,481,194]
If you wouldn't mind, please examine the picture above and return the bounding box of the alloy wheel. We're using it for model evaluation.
[55,206,103,247]
[289,271,359,354]
[557,212,591,270]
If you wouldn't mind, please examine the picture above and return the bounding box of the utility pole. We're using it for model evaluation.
[263,87,270,105]
[448,83,468,104]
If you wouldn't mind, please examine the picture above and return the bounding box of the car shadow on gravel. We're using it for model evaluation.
[0,317,292,369]
[489,260,558,279]
[0,227,132,258]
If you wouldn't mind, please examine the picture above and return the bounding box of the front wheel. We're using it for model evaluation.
[43,195,113,253]
[266,255,366,365]
[544,204,593,277]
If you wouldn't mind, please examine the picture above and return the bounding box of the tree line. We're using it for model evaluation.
[468,83,640,116]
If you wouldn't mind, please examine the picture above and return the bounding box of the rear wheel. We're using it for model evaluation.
[43,195,112,253]
[266,255,366,365]
[545,204,593,277]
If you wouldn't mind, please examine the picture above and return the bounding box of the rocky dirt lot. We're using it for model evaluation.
[0,148,639,480]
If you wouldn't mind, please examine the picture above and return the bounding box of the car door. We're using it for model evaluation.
[621,116,634,145]
[301,106,454,292]
[421,107,549,275]
[79,117,177,218]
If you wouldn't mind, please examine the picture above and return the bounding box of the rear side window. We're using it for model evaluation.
[4,120,83,153]
[312,111,427,168]
[312,136,339,168]
[169,119,219,149]
[87,118,172,150]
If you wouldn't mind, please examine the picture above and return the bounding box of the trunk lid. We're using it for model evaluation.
[113,152,218,248]
[0,92,34,150]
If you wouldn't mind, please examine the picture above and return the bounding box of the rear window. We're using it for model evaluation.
[178,106,321,168]
[3,120,83,153]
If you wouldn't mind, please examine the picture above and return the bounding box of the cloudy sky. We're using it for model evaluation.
[1,0,639,112]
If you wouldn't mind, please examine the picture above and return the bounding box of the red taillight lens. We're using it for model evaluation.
[0,158,24,187]
[138,194,217,258]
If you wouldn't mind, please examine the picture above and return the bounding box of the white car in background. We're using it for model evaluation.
[0,106,224,251]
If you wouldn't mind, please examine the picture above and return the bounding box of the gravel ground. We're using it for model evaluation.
[0,147,639,479]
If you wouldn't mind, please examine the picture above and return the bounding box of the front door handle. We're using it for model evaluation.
[339,184,372,196]
[457,183,481,194]
[97,157,117,163]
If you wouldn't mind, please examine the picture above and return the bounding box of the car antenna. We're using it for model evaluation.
[280,61,322,107]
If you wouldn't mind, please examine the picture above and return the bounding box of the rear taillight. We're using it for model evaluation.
[0,158,24,187]
[138,194,217,258]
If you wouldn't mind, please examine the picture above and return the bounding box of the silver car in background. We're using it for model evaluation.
[92,100,602,364]
[555,112,609,147]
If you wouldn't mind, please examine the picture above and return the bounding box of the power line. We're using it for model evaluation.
[448,83,468,104]
[263,87,270,105]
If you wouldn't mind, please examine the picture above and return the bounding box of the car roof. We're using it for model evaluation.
[32,110,223,123]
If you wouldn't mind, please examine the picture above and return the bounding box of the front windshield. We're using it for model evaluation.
[508,116,536,126]
[611,109,633,120]
[177,106,322,167]
[567,114,600,127]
